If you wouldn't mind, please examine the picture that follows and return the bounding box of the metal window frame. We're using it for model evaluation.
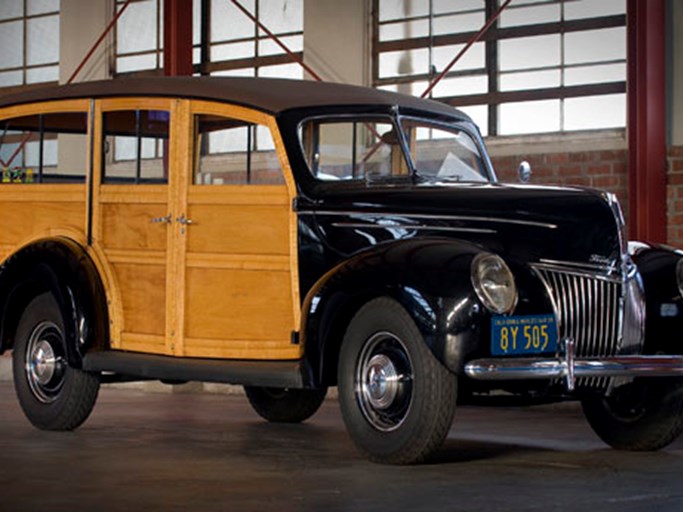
[371,0,627,136]
[0,2,60,94]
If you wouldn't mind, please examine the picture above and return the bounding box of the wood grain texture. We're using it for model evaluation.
[112,262,167,338]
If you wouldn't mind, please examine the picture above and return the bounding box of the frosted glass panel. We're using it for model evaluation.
[27,15,59,66]
[380,49,430,78]
[499,3,560,27]
[26,65,58,84]
[500,70,561,91]
[564,63,626,86]
[0,0,22,21]
[258,63,303,79]
[117,0,157,53]
[499,35,560,71]
[27,0,59,16]
[564,28,626,65]
[0,21,23,68]
[433,42,485,71]
[380,19,429,41]
[431,75,488,97]
[499,100,561,135]
[564,94,625,131]
[211,0,255,42]
[259,0,302,35]
[379,0,428,22]
[433,12,485,35]
[565,0,625,20]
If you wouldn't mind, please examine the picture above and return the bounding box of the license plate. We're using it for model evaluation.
[491,314,558,356]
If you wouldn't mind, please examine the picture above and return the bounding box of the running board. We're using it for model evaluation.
[83,350,313,388]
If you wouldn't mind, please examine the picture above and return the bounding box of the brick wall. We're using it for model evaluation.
[667,146,683,248]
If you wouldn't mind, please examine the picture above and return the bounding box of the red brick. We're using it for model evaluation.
[668,174,683,185]
[559,165,583,177]
[611,162,628,175]
[593,175,619,189]
[545,153,569,165]
[563,176,591,187]
[586,164,611,176]
[668,146,683,158]
[672,160,683,172]
[569,152,595,163]
[599,150,626,161]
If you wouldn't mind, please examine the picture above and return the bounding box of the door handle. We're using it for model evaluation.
[176,213,193,225]
[151,214,172,224]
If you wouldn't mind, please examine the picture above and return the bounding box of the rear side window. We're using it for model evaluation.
[193,113,283,185]
[102,110,170,184]
[0,112,88,183]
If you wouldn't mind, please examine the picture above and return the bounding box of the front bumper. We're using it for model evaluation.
[464,338,683,392]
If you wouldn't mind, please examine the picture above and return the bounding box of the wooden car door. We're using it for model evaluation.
[171,100,302,360]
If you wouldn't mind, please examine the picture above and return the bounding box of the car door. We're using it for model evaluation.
[171,100,302,360]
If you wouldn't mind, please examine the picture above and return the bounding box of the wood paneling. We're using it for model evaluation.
[112,262,166,338]
[100,203,169,251]
[184,266,294,345]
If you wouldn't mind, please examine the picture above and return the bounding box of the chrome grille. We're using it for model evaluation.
[533,266,622,389]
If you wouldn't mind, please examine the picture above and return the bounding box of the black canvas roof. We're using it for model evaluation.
[0,76,467,119]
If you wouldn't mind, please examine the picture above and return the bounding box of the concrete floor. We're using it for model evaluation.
[1,381,683,512]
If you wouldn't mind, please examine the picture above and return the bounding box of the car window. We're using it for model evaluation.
[400,119,488,182]
[0,111,88,183]
[193,113,284,185]
[102,109,170,184]
[300,118,410,181]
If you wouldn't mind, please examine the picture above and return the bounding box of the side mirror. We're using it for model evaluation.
[518,160,532,183]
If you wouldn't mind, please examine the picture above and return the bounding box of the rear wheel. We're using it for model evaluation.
[581,378,683,451]
[338,297,457,464]
[12,293,99,430]
[244,386,327,423]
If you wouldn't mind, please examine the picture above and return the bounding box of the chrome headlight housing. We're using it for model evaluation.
[676,259,683,299]
[471,254,518,314]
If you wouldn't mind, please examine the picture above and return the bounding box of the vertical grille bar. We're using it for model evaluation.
[534,266,622,390]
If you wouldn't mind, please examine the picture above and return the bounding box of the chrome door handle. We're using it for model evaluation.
[176,214,193,225]
[151,214,172,224]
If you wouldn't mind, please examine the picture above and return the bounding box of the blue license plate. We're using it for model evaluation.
[491,314,558,356]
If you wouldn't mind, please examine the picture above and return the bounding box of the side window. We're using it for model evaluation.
[0,112,88,183]
[103,110,169,184]
[299,118,404,181]
[193,114,283,185]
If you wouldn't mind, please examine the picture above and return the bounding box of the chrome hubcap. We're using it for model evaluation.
[365,354,399,410]
[356,332,413,432]
[25,321,66,404]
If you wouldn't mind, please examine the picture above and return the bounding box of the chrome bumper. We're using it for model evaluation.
[464,339,683,392]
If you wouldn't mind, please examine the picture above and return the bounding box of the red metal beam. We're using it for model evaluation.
[164,0,194,76]
[627,0,667,243]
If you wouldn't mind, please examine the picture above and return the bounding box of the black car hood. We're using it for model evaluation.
[304,182,623,269]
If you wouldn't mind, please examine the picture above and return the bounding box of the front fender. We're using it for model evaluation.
[301,238,489,385]
[631,244,683,355]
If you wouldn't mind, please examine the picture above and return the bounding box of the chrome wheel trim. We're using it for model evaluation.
[25,321,67,404]
[355,331,413,432]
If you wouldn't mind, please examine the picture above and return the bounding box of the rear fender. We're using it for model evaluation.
[0,239,109,367]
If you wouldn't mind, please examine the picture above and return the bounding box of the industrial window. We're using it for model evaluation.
[0,111,88,183]
[193,114,283,185]
[373,0,626,136]
[114,0,303,80]
[0,0,60,89]
[102,110,170,184]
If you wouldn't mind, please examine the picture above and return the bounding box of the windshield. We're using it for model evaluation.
[400,118,488,183]
[299,115,489,184]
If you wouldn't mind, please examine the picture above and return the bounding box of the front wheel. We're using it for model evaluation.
[12,293,99,431]
[338,297,457,464]
[581,378,683,451]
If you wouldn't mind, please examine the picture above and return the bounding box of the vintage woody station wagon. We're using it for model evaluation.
[2,77,683,464]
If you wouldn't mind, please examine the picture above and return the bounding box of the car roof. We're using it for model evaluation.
[0,76,468,120]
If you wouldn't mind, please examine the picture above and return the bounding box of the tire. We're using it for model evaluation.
[338,297,457,464]
[581,377,683,451]
[12,292,100,431]
[244,386,327,423]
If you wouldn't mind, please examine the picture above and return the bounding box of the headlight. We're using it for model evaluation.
[471,254,518,314]
[676,259,683,298]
